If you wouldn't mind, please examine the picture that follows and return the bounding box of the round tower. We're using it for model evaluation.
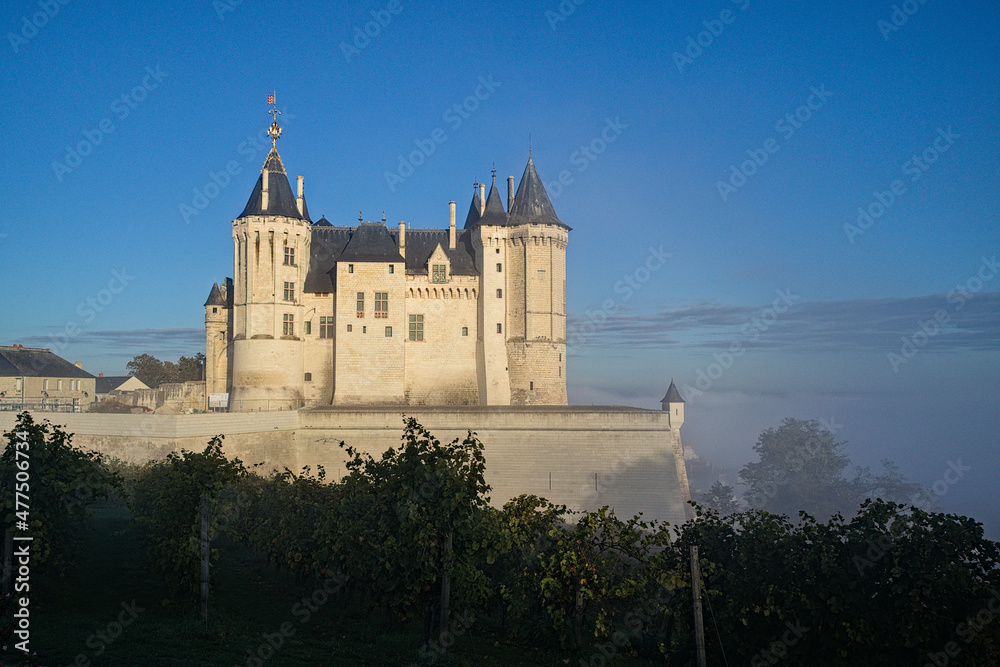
[204,281,230,399]
[229,111,312,411]
[505,156,570,405]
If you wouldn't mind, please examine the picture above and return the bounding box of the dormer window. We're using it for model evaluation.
[432,265,447,283]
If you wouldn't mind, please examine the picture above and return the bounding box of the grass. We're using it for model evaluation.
[24,506,660,666]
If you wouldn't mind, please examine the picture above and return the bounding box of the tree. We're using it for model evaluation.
[126,353,169,388]
[739,418,927,521]
[694,480,739,515]
[739,418,856,519]
[125,353,205,387]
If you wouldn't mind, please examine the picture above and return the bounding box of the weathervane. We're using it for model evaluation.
[267,91,281,146]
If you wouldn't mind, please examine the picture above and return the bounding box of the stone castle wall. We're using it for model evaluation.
[0,407,691,526]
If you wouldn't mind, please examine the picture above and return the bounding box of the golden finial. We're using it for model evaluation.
[267,91,281,146]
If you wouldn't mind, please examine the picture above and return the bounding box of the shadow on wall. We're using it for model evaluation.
[577,448,691,528]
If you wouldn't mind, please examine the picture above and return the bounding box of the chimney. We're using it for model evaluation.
[479,183,485,216]
[74,361,83,368]
[99,372,103,377]
[449,201,456,249]
[296,175,305,216]
[398,221,406,258]
[261,169,270,210]
[507,175,515,210]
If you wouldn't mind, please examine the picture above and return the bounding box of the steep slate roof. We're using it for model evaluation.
[303,223,479,292]
[338,223,406,263]
[0,347,95,379]
[660,380,685,404]
[238,147,310,221]
[463,189,482,229]
[313,216,333,227]
[477,178,508,226]
[390,229,479,276]
[507,157,570,229]
[204,282,226,307]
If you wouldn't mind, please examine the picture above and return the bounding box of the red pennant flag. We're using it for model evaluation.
[267,94,275,105]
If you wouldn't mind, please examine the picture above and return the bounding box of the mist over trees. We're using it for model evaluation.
[738,418,928,520]
[125,353,205,388]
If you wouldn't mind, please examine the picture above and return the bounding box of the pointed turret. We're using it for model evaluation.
[478,174,508,226]
[507,157,569,229]
[238,146,309,220]
[463,186,482,228]
[661,379,685,429]
[204,282,226,307]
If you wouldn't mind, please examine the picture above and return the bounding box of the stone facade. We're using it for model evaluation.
[0,406,692,526]
[205,121,569,411]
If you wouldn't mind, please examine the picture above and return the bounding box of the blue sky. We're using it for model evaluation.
[1,1,997,531]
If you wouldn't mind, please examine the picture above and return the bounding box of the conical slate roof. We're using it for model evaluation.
[477,178,508,227]
[463,189,482,229]
[238,146,309,221]
[204,282,226,307]
[660,379,685,404]
[507,157,569,229]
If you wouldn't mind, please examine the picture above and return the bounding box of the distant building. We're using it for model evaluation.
[206,115,569,411]
[0,345,96,412]
[94,375,150,402]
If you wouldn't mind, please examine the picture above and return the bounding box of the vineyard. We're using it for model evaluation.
[3,411,1000,665]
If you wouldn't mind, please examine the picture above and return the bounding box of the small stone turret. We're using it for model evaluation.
[661,379,685,429]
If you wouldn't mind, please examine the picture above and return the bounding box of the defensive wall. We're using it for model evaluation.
[0,406,692,527]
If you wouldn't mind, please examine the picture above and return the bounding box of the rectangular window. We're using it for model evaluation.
[432,264,446,283]
[375,292,388,318]
[348,264,354,273]
[284,246,295,266]
[496,263,502,272]
[385,326,392,337]
[356,292,364,318]
[496,288,502,298]
[304,372,312,382]
[389,264,394,274]
[43,380,48,391]
[283,281,295,301]
[320,316,334,338]
[304,321,312,335]
[497,323,502,334]
[362,326,366,334]
[530,381,534,390]
[408,314,424,341]
[462,326,468,336]
[57,380,63,391]
[347,324,352,332]
[283,313,295,336]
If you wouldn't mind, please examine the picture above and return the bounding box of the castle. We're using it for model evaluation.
[205,114,570,411]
